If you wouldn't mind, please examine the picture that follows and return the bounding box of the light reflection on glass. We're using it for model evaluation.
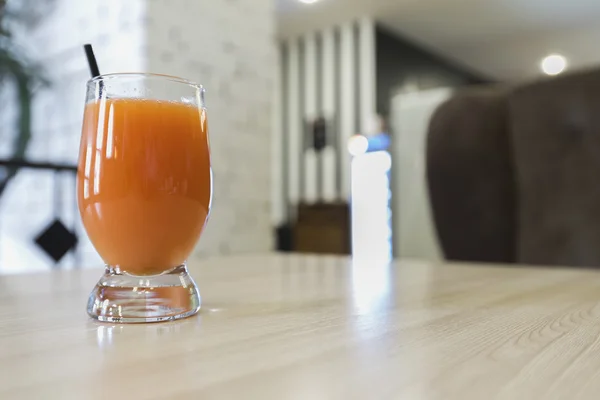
[91,100,108,196]
[95,100,107,150]
[93,154,101,195]
[83,179,90,199]
[84,144,93,178]
[106,104,115,158]
[83,143,93,199]
[179,275,188,288]
[94,203,102,219]
[200,108,206,129]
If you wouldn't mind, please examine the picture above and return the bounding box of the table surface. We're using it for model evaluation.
[2,254,600,399]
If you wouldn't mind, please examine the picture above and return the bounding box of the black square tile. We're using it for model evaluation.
[34,219,78,263]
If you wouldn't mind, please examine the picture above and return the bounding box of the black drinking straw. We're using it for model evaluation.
[83,44,101,78]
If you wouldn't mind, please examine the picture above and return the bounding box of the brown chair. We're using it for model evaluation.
[427,69,600,267]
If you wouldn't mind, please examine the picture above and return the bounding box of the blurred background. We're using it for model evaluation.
[3,0,600,272]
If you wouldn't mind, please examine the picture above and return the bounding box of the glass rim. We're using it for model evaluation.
[87,72,204,90]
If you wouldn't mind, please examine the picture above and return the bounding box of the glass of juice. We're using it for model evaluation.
[78,73,211,323]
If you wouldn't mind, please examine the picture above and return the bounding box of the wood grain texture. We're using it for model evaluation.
[2,254,600,399]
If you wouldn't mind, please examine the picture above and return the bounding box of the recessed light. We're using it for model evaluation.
[298,0,319,4]
[541,54,567,76]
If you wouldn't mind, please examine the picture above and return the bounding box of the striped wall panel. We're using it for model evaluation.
[273,18,376,225]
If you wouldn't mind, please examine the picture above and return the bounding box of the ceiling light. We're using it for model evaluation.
[298,0,319,3]
[541,54,567,76]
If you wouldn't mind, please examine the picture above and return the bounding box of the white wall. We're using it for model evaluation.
[391,88,451,261]
[0,0,275,271]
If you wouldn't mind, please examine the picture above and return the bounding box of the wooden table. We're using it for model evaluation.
[2,254,600,399]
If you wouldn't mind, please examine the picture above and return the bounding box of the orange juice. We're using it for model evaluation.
[77,99,211,275]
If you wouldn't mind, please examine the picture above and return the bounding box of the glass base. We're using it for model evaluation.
[87,264,201,323]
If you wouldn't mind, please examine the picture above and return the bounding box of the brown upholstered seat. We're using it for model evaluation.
[427,87,515,264]
[427,69,600,267]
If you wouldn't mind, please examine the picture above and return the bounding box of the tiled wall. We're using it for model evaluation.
[146,0,276,256]
[0,0,275,271]
[0,0,144,271]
